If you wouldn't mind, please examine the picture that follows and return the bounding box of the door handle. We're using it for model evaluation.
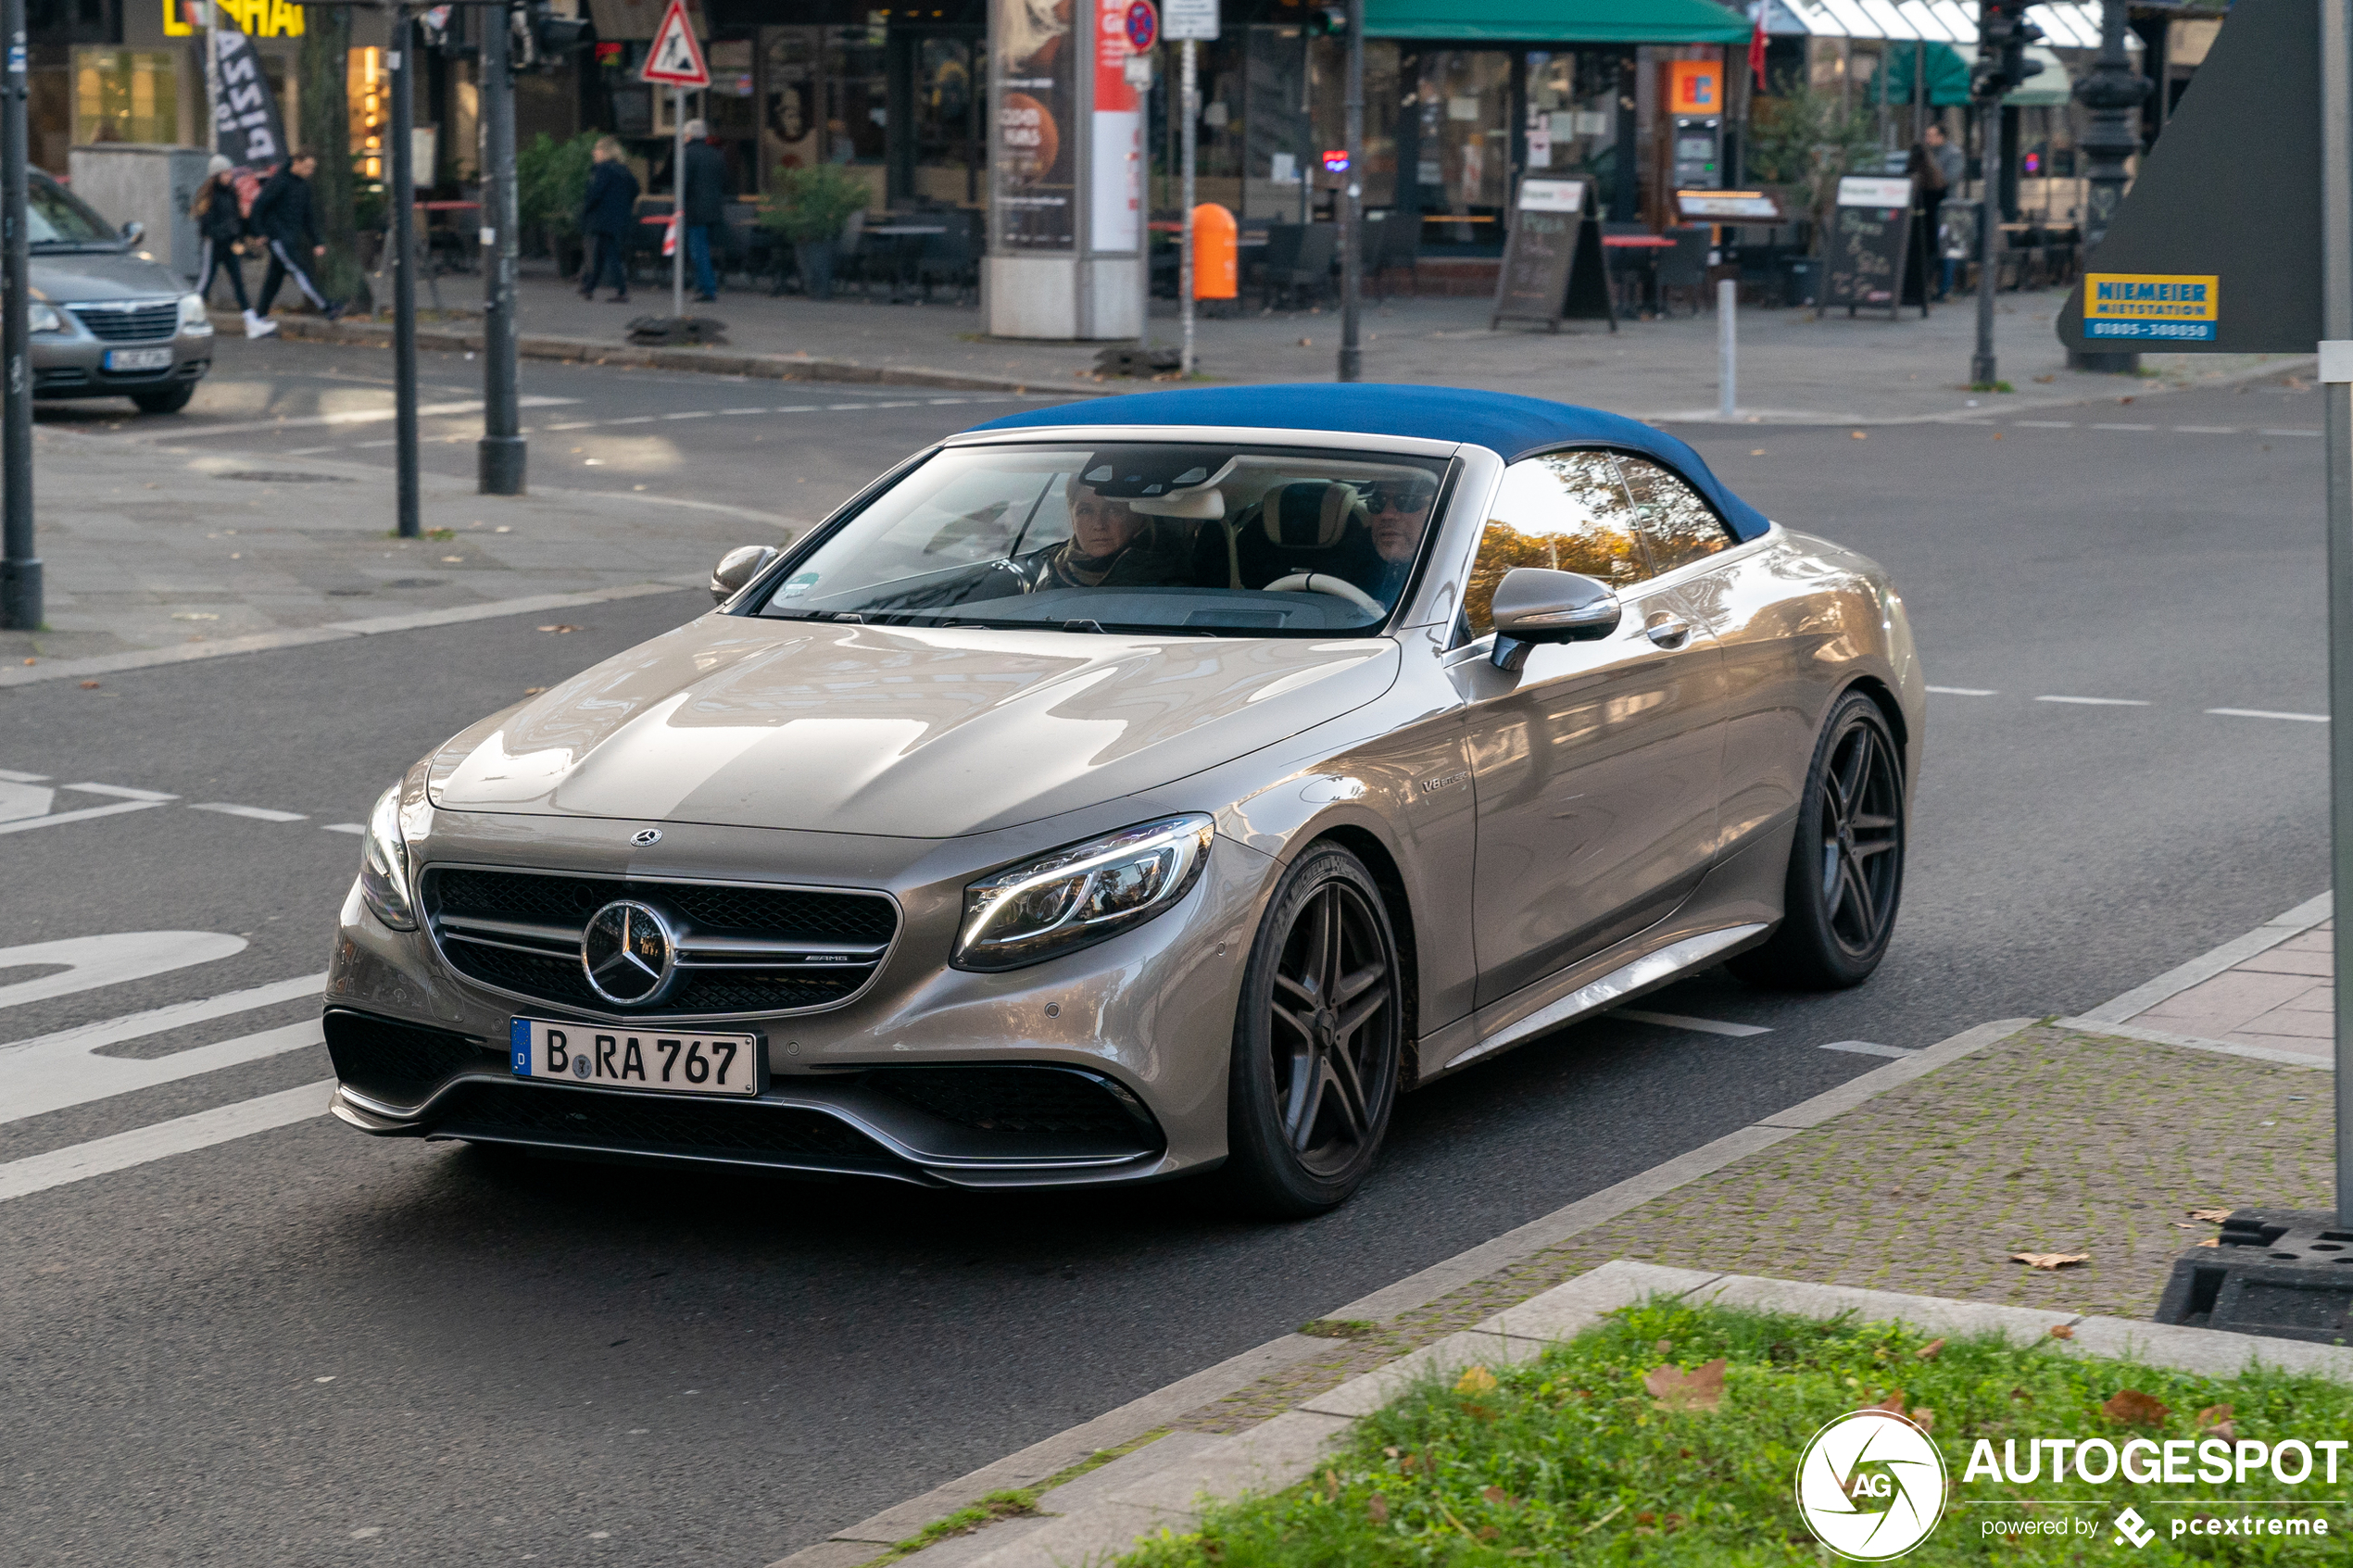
[1644,616,1692,648]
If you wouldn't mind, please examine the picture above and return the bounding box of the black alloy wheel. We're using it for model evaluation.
[1225,845,1403,1217]
[1731,690,1906,990]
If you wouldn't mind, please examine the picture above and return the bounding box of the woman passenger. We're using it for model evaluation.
[1026,474,1188,590]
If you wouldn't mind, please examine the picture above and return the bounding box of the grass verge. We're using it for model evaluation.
[1121,1299,2353,1564]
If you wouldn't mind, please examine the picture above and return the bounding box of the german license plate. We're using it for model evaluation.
[105,347,172,372]
[509,1018,761,1098]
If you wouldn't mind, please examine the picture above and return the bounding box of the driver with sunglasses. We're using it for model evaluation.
[1357,473,1439,601]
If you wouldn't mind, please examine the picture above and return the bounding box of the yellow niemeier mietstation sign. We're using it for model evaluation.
[2082,271,2219,342]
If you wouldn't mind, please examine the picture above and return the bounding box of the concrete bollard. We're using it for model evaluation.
[1718,278,1737,420]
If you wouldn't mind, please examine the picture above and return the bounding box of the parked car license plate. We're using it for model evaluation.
[509,1017,761,1098]
[104,347,172,372]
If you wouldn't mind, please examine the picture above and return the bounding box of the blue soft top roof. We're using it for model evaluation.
[968,383,1770,542]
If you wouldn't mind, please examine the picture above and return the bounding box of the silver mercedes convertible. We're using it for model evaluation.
[323,385,1923,1215]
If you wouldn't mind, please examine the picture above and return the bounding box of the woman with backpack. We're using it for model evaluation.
[191,155,272,338]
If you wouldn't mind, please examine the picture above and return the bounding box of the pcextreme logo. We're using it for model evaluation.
[1795,1410,1948,1561]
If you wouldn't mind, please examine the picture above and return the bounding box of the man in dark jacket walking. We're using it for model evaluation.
[578,136,638,302]
[249,151,345,320]
[680,119,728,301]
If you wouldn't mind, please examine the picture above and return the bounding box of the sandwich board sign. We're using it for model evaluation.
[642,0,709,88]
[1491,178,1615,333]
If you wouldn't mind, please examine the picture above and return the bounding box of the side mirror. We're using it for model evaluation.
[120,220,145,245]
[710,544,782,604]
[1489,567,1621,671]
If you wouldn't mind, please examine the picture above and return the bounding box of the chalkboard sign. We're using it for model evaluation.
[1823,175,1928,320]
[1491,178,1617,333]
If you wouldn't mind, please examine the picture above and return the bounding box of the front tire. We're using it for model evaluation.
[1730,689,1906,990]
[131,383,195,415]
[1223,845,1403,1218]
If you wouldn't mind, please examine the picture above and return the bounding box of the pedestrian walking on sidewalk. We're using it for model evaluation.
[190,155,271,339]
[249,151,346,323]
[680,119,727,303]
[578,136,637,303]
[1917,123,1964,301]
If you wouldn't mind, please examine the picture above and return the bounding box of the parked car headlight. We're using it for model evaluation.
[953,815,1214,972]
[178,293,213,336]
[359,784,418,931]
[27,302,64,334]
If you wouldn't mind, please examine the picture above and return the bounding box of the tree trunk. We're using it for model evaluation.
[298,9,372,312]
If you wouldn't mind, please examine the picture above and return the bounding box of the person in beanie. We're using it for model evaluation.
[190,154,270,338]
[249,151,346,321]
[577,136,638,302]
[680,119,727,302]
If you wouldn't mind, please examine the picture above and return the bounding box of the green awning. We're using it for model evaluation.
[1879,42,1972,107]
[1365,0,1752,45]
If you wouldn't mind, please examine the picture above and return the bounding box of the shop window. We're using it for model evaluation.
[761,28,820,185]
[1411,49,1509,246]
[833,26,887,165]
[1522,50,1618,216]
[72,48,176,145]
[349,46,384,180]
[910,34,979,205]
[1243,25,1308,220]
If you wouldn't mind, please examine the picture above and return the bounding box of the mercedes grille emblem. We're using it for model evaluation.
[631,828,663,847]
[580,899,678,1005]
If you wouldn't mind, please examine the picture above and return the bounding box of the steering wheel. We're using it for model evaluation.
[1261,572,1384,616]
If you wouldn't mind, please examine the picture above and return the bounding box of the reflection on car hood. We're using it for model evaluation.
[429,616,1401,837]
[31,250,188,304]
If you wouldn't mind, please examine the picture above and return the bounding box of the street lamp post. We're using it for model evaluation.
[2067,0,2149,373]
[1336,0,1363,383]
[478,0,524,496]
[0,0,34,632]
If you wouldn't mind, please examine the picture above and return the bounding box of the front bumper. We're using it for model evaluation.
[31,330,209,399]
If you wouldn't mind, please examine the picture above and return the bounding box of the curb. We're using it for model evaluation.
[2077,890,2333,1025]
[215,310,1043,395]
[761,1016,2034,1568]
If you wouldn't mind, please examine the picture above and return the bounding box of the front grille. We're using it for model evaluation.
[69,301,178,342]
[422,866,898,1019]
[868,1066,1156,1141]
[426,1079,898,1170]
[324,1009,490,1107]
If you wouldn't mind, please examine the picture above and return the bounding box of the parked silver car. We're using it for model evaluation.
[322,386,1925,1215]
[30,170,211,414]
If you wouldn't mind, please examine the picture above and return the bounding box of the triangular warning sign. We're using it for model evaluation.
[641,0,709,88]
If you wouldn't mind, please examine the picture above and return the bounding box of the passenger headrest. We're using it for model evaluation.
[1261,482,1365,550]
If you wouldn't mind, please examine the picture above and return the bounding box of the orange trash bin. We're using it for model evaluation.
[1192,203,1237,300]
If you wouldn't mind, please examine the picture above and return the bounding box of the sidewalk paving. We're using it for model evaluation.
[288,269,2306,426]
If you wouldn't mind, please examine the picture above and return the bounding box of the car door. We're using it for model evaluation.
[1452,449,1728,1006]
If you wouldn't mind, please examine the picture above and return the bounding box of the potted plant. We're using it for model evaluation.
[516,131,598,279]
[759,163,872,300]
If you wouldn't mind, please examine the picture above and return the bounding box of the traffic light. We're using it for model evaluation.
[1973,0,2045,101]
[517,0,593,72]
[1306,6,1346,37]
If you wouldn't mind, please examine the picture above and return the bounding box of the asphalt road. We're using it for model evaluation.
[1,347,2332,1567]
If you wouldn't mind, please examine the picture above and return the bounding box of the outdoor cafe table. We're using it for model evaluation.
[1601,233,1675,314]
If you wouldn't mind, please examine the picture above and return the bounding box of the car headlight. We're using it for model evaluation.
[28,302,63,334]
[359,784,418,931]
[178,293,213,336]
[952,815,1214,972]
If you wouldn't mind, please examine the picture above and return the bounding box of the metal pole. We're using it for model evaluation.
[1717,277,1736,418]
[673,87,686,320]
[0,0,34,632]
[1970,95,2000,387]
[1180,37,1196,377]
[478,1,524,495]
[2066,0,2147,373]
[389,7,420,539]
[2317,0,2353,1226]
[1337,0,1362,382]
[1138,59,1151,354]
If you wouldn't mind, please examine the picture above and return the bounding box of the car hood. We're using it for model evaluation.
[429,616,1400,838]
[31,249,188,304]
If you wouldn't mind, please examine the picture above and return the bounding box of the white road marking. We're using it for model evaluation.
[721,407,765,415]
[661,410,711,420]
[2,1017,323,1125]
[0,972,325,1059]
[2090,422,2156,432]
[189,802,308,822]
[0,1079,333,1205]
[2035,695,2151,707]
[2172,425,2241,433]
[2208,707,2329,722]
[927,397,969,405]
[133,395,578,440]
[2010,420,2073,428]
[604,415,657,425]
[1927,685,1996,696]
[825,403,869,410]
[2259,428,2322,437]
[1821,1040,1918,1058]
[0,781,54,822]
[0,767,48,782]
[543,420,599,430]
[0,798,170,835]
[65,782,178,800]
[1616,1009,1772,1037]
[0,931,245,1012]
[321,822,367,834]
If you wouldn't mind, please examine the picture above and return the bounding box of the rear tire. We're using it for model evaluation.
[131,383,194,415]
[1730,689,1906,991]
[1222,845,1403,1218]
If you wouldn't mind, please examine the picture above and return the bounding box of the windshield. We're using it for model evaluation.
[753,443,1450,635]
[30,176,121,247]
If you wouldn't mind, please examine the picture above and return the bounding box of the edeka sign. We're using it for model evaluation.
[2082,272,2220,342]
[164,0,305,38]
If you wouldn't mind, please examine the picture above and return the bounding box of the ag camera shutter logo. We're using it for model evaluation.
[1795,1410,1948,1560]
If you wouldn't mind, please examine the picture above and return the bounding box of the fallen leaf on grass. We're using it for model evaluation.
[2195,1238,2220,1248]
[2047,1325,2075,1341]
[2104,1389,2171,1427]
[1644,1359,1727,1411]
[2189,1207,2233,1223]
[1454,1365,1498,1396]
[2009,1252,2089,1270]
[1366,1494,1388,1524]
[2198,1403,2237,1441]
[1914,1338,1946,1361]
[1482,1486,1522,1508]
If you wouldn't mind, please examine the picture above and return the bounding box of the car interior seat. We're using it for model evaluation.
[1190,481,1383,591]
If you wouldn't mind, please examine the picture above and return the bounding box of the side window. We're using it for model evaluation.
[1463,451,1648,636]
[1615,455,1733,575]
